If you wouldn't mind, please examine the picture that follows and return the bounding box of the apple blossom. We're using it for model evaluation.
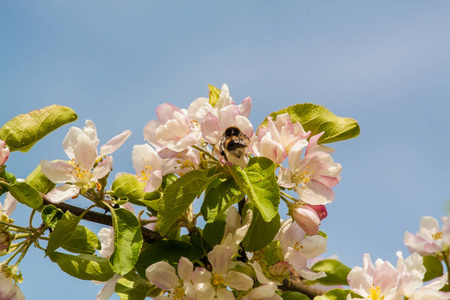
[146,257,215,299]
[143,103,202,152]
[276,218,327,280]
[240,261,282,300]
[347,253,400,300]
[0,140,10,167]
[278,133,342,205]
[404,215,450,256]
[0,271,24,300]
[222,206,253,254]
[132,144,163,192]
[40,120,131,203]
[251,113,310,165]
[207,244,254,299]
[158,147,201,176]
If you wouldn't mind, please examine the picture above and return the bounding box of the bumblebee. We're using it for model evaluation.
[215,126,250,169]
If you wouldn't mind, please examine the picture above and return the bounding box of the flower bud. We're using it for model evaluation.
[0,231,11,252]
[0,140,10,167]
[269,261,290,277]
[292,205,321,236]
[308,204,328,220]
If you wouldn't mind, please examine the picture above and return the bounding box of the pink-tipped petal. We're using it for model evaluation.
[100,130,132,156]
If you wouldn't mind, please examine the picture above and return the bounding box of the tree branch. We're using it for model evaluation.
[41,195,163,243]
[280,272,326,299]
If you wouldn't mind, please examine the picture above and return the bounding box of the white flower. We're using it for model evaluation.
[276,218,327,280]
[40,120,131,203]
[0,140,10,167]
[0,272,24,300]
[222,206,253,254]
[132,144,163,192]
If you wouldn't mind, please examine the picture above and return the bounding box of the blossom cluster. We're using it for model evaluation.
[347,214,450,300]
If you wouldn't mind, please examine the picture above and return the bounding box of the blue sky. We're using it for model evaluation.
[1,2,450,299]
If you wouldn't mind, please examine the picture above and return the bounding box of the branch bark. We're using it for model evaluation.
[41,195,163,243]
[280,272,326,299]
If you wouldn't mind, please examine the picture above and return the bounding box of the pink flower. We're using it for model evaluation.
[404,215,450,256]
[251,114,310,165]
[143,103,202,152]
[278,133,342,205]
[276,218,327,280]
[200,85,253,145]
[0,272,24,300]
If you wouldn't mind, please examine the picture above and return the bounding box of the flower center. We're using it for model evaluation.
[136,165,152,181]
[70,159,92,183]
[191,119,200,127]
[171,287,185,300]
[211,272,225,288]
[293,241,304,251]
[294,166,313,187]
[368,285,383,300]
[432,231,443,240]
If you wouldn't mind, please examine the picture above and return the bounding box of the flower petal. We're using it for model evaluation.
[224,271,253,291]
[46,184,81,203]
[146,261,179,290]
[100,130,132,156]
[40,160,76,183]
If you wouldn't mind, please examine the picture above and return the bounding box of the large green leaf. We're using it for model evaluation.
[310,259,351,286]
[201,178,244,223]
[48,251,114,281]
[0,105,78,152]
[4,181,42,209]
[157,168,219,236]
[110,208,143,275]
[115,272,149,300]
[242,207,280,252]
[260,103,360,144]
[203,215,226,249]
[229,157,279,222]
[61,225,101,255]
[46,211,80,255]
[25,164,55,195]
[135,240,202,278]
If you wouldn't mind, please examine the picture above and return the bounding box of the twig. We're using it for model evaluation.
[280,272,326,299]
[41,194,163,243]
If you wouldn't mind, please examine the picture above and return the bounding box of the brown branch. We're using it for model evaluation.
[41,195,163,243]
[280,272,326,299]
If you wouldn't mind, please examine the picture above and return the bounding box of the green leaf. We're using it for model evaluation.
[281,291,310,300]
[47,211,80,255]
[260,103,360,144]
[25,164,55,194]
[203,216,226,248]
[4,181,43,209]
[423,255,444,282]
[48,251,114,281]
[0,105,78,152]
[41,205,64,228]
[313,289,362,300]
[115,272,149,300]
[157,168,219,236]
[190,227,212,255]
[311,259,351,286]
[229,157,280,222]
[202,178,244,223]
[208,84,221,107]
[242,207,280,252]
[135,240,203,278]
[61,225,101,255]
[110,208,143,275]
[111,173,146,203]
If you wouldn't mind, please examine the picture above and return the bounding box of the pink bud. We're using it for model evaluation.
[308,204,328,220]
[0,140,10,167]
[292,205,321,236]
[0,231,11,251]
